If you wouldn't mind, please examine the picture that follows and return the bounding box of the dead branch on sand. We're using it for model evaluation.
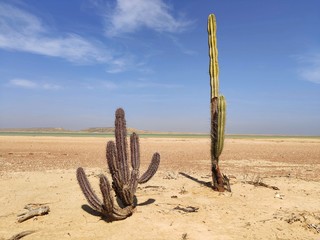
[7,230,36,240]
[17,203,50,223]
[243,175,279,190]
[173,206,199,213]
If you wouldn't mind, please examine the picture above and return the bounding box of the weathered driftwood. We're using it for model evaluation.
[243,175,279,190]
[17,204,50,223]
[7,231,36,240]
[173,206,199,213]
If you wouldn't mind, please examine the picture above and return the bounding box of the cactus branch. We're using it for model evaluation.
[99,174,133,220]
[217,95,226,157]
[76,167,104,213]
[77,167,133,220]
[130,133,140,170]
[115,108,130,183]
[99,174,114,213]
[138,152,160,184]
[129,133,140,193]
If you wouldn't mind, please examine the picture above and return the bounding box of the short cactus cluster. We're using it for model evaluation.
[208,14,230,192]
[77,108,160,220]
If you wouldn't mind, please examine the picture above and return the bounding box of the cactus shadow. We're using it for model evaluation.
[80,204,121,223]
[136,198,156,206]
[179,172,212,189]
[81,204,102,217]
[114,196,155,208]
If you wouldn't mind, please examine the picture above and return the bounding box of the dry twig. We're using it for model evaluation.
[8,230,36,240]
[173,206,199,213]
[243,175,279,190]
[17,204,50,223]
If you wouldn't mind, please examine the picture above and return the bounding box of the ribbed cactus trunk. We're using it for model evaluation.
[106,108,161,206]
[208,14,227,192]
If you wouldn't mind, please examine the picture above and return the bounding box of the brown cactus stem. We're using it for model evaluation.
[106,141,118,177]
[99,174,114,213]
[210,98,225,192]
[211,160,225,192]
[107,141,133,206]
[99,174,134,220]
[130,132,140,170]
[130,133,140,193]
[106,141,123,196]
[138,153,160,184]
[115,108,130,183]
[76,167,104,212]
[211,97,219,158]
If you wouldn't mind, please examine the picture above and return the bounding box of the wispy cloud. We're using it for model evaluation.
[0,3,110,64]
[9,79,38,89]
[125,79,182,89]
[0,1,193,73]
[168,35,197,56]
[84,78,182,90]
[298,53,320,84]
[101,81,118,90]
[9,79,62,90]
[106,54,152,74]
[105,0,192,36]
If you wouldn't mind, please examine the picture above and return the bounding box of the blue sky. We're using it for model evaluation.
[0,0,320,135]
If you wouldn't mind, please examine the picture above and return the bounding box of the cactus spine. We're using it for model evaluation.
[77,108,160,220]
[208,14,228,192]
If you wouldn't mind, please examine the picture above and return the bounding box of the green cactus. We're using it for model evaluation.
[218,95,227,158]
[208,14,230,192]
[208,14,219,98]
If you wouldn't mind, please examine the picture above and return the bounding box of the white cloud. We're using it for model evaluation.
[102,81,118,90]
[9,78,62,90]
[300,67,320,84]
[9,79,38,89]
[83,78,181,91]
[126,80,181,89]
[106,54,151,74]
[0,2,193,73]
[0,3,110,64]
[298,53,320,84]
[106,59,129,74]
[105,0,191,36]
[42,83,62,90]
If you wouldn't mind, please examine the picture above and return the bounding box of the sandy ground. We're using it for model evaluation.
[0,136,320,239]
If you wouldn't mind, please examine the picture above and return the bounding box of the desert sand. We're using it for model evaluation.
[0,136,319,239]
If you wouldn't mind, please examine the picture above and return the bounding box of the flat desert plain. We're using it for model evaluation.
[0,136,319,240]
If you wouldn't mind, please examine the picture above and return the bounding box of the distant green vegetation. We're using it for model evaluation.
[226,135,320,139]
[0,131,208,138]
[0,131,112,138]
[0,131,319,139]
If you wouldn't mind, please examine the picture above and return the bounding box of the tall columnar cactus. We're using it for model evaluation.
[77,108,160,220]
[208,14,229,192]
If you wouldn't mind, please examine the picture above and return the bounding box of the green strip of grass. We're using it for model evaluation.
[0,131,209,138]
[1,131,319,139]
